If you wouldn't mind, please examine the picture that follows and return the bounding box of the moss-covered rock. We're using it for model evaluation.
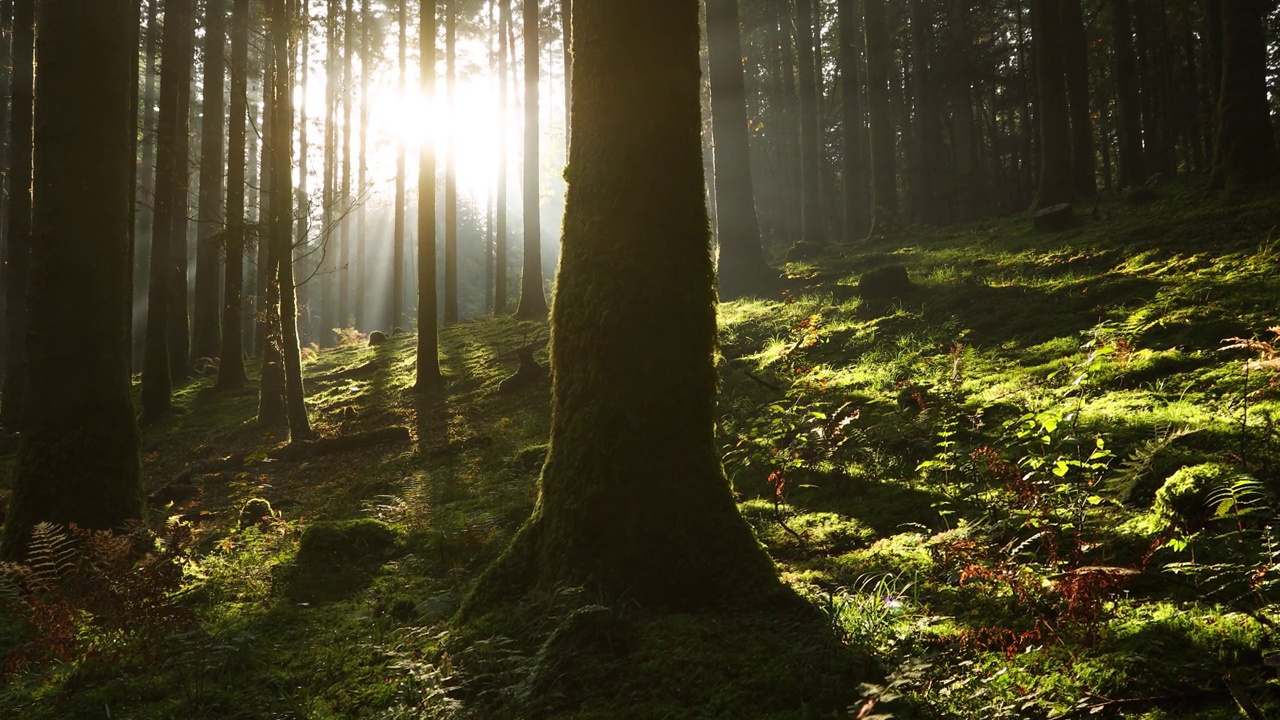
[1153,463,1238,532]
[284,519,401,603]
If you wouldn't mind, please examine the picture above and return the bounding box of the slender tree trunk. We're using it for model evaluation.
[793,0,824,246]
[470,0,786,611]
[219,0,250,390]
[391,0,407,329]
[270,0,311,440]
[320,0,338,342]
[356,0,370,329]
[1032,0,1074,209]
[255,44,275,356]
[514,0,548,319]
[946,0,979,220]
[864,0,897,235]
[1060,0,1094,197]
[445,0,459,325]
[495,0,510,314]
[355,0,371,327]
[1112,0,1144,187]
[706,0,771,299]
[560,0,571,152]
[0,0,144,559]
[416,0,444,389]
[141,0,197,421]
[1209,0,1276,188]
[837,0,869,241]
[294,0,311,343]
[193,0,228,363]
[338,0,354,329]
[908,0,941,223]
[134,0,161,368]
[0,0,32,430]
[166,3,197,385]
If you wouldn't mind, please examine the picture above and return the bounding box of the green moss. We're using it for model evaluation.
[1153,463,1240,532]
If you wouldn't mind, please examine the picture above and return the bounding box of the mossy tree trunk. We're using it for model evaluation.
[472,0,784,610]
[192,0,228,364]
[706,0,772,300]
[338,0,354,333]
[416,0,444,390]
[218,0,250,391]
[1209,0,1276,188]
[514,0,548,320]
[0,0,32,432]
[1,0,144,558]
[141,0,196,422]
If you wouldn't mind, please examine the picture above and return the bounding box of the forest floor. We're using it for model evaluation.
[3,180,1280,719]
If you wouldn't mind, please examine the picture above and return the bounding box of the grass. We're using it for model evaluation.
[3,180,1280,717]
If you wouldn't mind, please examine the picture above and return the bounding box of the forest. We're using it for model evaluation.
[1,0,1280,717]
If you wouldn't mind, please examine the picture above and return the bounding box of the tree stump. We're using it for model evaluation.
[1033,203,1074,232]
[857,265,916,300]
[499,345,549,394]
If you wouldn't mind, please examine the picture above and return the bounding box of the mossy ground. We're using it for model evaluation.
[2,181,1280,717]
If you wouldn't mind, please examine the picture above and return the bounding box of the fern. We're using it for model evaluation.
[1105,425,1202,502]
[23,522,80,593]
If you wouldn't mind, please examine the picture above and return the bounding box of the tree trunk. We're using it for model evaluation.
[946,0,979,220]
[445,0,459,325]
[141,0,197,421]
[1209,0,1276,188]
[707,0,772,299]
[1112,0,1145,187]
[793,0,824,246]
[417,0,444,390]
[469,0,785,611]
[255,44,274,356]
[0,0,31,431]
[166,3,196,385]
[294,0,311,343]
[1032,0,1074,209]
[864,0,897,235]
[837,0,869,241]
[218,0,250,391]
[391,0,407,329]
[193,0,228,363]
[320,0,338,342]
[134,0,161,368]
[514,0,548,319]
[495,0,510,314]
[270,0,311,441]
[1,0,144,558]
[1060,0,1094,197]
[356,0,371,330]
[338,0,354,330]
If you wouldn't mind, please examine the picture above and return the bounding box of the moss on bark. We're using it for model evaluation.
[470,0,787,613]
[1,0,144,558]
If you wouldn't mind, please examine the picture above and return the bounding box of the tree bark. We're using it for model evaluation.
[495,0,510,314]
[469,0,785,610]
[1032,0,1074,209]
[416,0,444,390]
[391,0,407,329]
[864,0,897,235]
[1060,0,1095,197]
[218,0,250,391]
[1209,0,1276,188]
[141,0,197,421]
[514,0,548,319]
[193,0,228,363]
[134,0,161,367]
[707,0,772,299]
[356,0,371,330]
[445,0,459,325]
[0,0,31,431]
[1,0,144,558]
[837,0,869,241]
[270,0,311,441]
[793,0,825,246]
[1112,0,1145,187]
[338,0,354,331]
